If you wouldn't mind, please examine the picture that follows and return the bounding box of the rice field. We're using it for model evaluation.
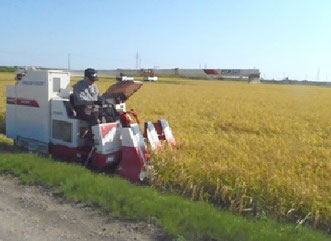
[1,72,330,230]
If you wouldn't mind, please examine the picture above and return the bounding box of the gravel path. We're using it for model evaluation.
[0,175,166,241]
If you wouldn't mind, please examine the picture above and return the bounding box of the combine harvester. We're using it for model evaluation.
[116,75,135,81]
[142,69,158,82]
[6,69,176,182]
[116,72,135,82]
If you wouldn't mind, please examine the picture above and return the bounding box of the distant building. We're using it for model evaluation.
[70,68,260,82]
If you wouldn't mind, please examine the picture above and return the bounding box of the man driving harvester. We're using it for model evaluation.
[73,68,103,126]
[72,67,115,143]
[73,68,125,137]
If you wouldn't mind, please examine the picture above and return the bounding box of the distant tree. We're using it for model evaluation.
[0,66,16,72]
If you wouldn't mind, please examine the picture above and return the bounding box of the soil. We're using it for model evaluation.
[0,175,169,241]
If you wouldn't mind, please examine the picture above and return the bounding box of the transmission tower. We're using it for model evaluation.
[316,67,320,81]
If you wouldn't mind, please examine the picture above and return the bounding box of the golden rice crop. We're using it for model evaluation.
[125,78,331,229]
[1,73,330,229]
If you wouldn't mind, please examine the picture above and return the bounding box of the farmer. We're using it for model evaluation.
[73,68,103,128]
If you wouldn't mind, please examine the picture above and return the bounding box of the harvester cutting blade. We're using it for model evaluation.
[102,80,143,103]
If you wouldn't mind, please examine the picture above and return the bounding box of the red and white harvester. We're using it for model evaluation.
[6,69,176,182]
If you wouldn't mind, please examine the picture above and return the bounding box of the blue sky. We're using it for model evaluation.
[0,0,330,80]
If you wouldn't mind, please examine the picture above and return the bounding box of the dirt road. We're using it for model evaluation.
[0,175,166,241]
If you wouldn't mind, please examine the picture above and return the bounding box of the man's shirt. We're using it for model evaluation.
[73,79,99,106]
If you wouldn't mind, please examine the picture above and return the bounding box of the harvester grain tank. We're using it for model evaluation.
[6,69,176,182]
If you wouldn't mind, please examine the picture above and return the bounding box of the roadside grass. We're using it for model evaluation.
[0,140,329,241]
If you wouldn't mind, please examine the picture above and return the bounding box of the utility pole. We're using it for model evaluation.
[68,53,71,70]
[136,51,139,69]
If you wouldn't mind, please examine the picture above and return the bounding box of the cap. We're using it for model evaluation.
[84,68,99,81]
